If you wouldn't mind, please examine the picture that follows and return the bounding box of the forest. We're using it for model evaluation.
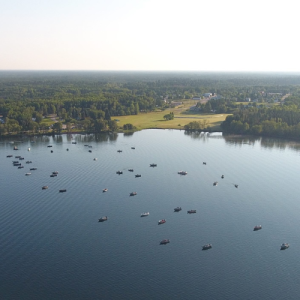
[2,71,300,138]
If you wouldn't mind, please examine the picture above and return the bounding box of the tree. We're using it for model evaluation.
[52,122,62,134]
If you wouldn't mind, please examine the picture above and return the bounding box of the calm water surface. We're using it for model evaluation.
[1,130,300,299]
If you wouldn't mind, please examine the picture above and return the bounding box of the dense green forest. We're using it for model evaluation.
[2,71,300,137]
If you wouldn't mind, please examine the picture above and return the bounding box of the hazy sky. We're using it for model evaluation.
[1,0,299,71]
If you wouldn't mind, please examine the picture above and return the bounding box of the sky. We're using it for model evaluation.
[1,0,299,72]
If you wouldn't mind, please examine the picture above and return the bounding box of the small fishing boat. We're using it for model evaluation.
[234,184,238,188]
[18,166,24,169]
[59,189,67,193]
[52,171,59,174]
[150,163,157,167]
[26,161,32,164]
[141,212,149,217]
[174,207,182,212]
[221,175,224,179]
[47,145,52,148]
[158,219,166,225]
[93,158,97,161]
[28,147,30,151]
[116,171,123,175]
[50,174,57,177]
[51,150,53,153]
[128,169,134,172]
[66,148,69,151]
[187,210,196,214]
[130,192,137,196]
[7,155,13,158]
[13,146,18,150]
[98,216,108,222]
[42,186,48,190]
[131,147,135,149]
[25,173,31,176]
[280,243,289,250]
[203,162,206,165]
[178,171,187,175]
[72,141,77,144]
[253,225,262,231]
[30,168,37,171]
[117,150,122,153]
[103,188,108,193]
[89,150,92,153]
[202,244,212,250]
[160,239,170,245]
[213,181,218,186]
[135,174,141,178]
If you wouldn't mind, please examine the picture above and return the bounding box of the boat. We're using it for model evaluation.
[28,147,30,151]
[51,150,53,153]
[160,239,170,245]
[203,162,206,165]
[202,244,212,250]
[52,171,59,174]
[13,163,21,166]
[25,173,31,176]
[98,216,108,222]
[59,189,67,193]
[116,171,123,175]
[221,175,224,179]
[47,145,52,148]
[13,146,18,150]
[141,212,149,217]
[6,155,13,157]
[26,161,32,164]
[30,168,37,171]
[18,166,24,169]
[42,186,48,190]
[178,171,187,175]
[117,150,122,153]
[131,147,135,149]
[253,225,262,231]
[158,219,166,225]
[84,145,89,147]
[50,174,57,177]
[88,145,92,148]
[213,181,218,186]
[174,207,182,212]
[103,188,108,193]
[66,148,69,151]
[89,150,92,153]
[15,156,21,158]
[150,163,157,167]
[19,157,24,160]
[187,210,196,214]
[130,192,137,196]
[72,141,77,144]
[280,243,289,250]
[93,158,97,161]
[135,174,141,178]
[234,184,238,188]
[128,169,134,172]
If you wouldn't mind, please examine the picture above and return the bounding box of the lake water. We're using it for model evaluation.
[1,130,300,300]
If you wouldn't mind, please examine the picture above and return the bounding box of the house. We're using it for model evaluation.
[171,101,183,107]
[203,93,212,98]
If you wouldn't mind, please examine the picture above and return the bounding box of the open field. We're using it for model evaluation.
[113,104,230,131]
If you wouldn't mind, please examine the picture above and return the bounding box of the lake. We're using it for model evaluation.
[1,129,300,299]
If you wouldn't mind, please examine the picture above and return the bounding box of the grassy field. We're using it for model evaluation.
[114,103,230,131]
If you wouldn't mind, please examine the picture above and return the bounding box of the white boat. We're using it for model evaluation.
[253,225,262,231]
[141,212,149,217]
[25,173,31,176]
[28,147,30,151]
[103,188,108,193]
[94,158,97,161]
[98,216,108,222]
